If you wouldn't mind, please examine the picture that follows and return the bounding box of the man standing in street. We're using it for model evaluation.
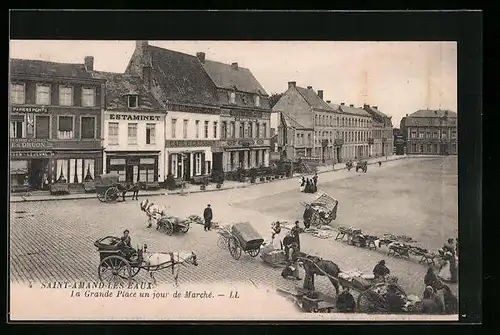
[203,204,213,231]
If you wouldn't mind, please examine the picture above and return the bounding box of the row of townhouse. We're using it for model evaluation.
[271,82,394,163]
[9,41,272,192]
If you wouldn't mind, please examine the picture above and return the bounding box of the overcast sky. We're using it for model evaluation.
[10,40,457,126]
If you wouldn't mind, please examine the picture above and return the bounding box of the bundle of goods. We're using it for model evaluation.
[187,215,203,225]
[387,242,411,258]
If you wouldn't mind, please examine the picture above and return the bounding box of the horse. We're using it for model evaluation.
[115,182,141,201]
[298,254,341,296]
[136,245,198,285]
[140,199,167,229]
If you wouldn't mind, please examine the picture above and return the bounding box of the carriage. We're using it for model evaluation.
[302,193,339,227]
[356,160,368,173]
[156,215,195,235]
[94,236,198,285]
[216,222,264,260]
[95,173,136,203]
[292,255,420,313]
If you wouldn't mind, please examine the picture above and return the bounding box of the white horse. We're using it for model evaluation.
[140,199,167,229]
[137,246,198,286]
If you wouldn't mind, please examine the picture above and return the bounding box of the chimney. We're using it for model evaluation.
[136,40,148,52]
[363,103,370,109]
[231,62,238,70]
[288,81,296,89]
[406,114,408,117]
[340,102,345,106]
[349,104,354,107]
[373,106,378,110]
[317,90,324,100]
[84,56,94,72]
[326,100,331,103]
[196,52,205,63]
[307,86,312,89]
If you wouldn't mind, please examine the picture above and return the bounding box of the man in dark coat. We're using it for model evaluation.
[303,205,314,229]
[386,284,405,313]
[336,286,356,312]
[373,260,390,281]
[203,204,213,231]
[424,266,444,292]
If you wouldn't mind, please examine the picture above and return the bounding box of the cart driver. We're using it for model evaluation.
[120,229,132,248]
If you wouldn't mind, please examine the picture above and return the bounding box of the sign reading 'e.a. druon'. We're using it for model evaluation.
[11,138,51,150]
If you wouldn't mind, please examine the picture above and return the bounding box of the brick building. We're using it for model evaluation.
[401,109,457,155]
[9,57,105,192]
[93,71,165,187]
[197,53,272,171]
[126,41,222,182]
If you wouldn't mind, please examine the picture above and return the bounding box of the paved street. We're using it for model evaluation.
[10,156,458,301]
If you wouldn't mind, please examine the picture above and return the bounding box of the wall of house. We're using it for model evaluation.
[272,88,313,129]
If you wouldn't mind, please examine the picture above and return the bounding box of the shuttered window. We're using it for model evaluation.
[35,116,50,139]
[81,117,96,139]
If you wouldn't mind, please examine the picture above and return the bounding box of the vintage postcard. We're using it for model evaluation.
[9,40,459,321]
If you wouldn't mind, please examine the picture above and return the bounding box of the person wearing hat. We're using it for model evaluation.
[373,260,390,281]
[336,286,356,313]
[203,204,213,231]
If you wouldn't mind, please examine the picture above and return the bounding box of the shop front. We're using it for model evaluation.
[10,138,103,192]
[105,151,160,184]
[221,139,270,172]
[165,140,220,181]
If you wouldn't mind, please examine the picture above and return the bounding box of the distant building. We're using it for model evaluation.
[10,57,105,192]
[363,104,394,157]
[393,128,405,155]
[401,109,457,155]
[277,111,314,161]
[93,71,165,187]
[337,103,373,159]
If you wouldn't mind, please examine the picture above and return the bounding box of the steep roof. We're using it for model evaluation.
[131,45,220,106]
[10,58,96,80]
[296,87,333,111]
[408,109,457,118]
[404,116,457,127]
[364,105,390,119]
[281,112,309,129]
[92,71,162,110]
[340,105,371,117]
[201,60,268,95]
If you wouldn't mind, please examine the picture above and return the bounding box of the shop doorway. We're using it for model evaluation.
[238,151,245,169]
[126,165,135,183]
[183,153,191,180]
[212,152,223,173]
[336,147,342,163]
[29,159,49,190]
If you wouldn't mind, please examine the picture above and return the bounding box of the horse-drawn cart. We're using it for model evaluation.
[302,193,339,227]
[94,236,198,285]
[95,173,137,203]
[216,222,264,260]
[157,215,193,235]
[356,160,368,173]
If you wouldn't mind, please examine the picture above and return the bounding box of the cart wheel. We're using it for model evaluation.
[217,235,229,250]
[228,237,242,260]
[164,221,174,236]
[247,248,260,257]
[105,187,119,202]
[98,255,132,285]
[97,192,106,202]
[179,222,190,233]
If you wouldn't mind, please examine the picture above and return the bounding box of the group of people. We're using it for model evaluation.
[437,238,458,283]
[299,174,318,194]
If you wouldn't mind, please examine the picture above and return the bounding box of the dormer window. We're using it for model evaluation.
[128,95,138,108]
[254,95,260,107]
[229,91,236,104]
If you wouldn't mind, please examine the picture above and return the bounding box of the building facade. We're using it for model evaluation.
[402,109,457,155]
[277,111,314,161]
[125,41,222,182]
[197,54,272,171]
[10,57,105,192]
[363,104,394,157]
[95,72,165,186]
[336,103,372,160]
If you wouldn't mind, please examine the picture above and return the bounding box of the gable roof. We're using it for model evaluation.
[295,87,333,111]
[281,112,310,130]
[201,60,268,95]
[408,109,457,118]
[339,105,371,117]
[92,71,162,110]
[10,58,96,80]
[128,45,220,106]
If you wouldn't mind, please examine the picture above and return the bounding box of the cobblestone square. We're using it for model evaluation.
[10,157,458,301]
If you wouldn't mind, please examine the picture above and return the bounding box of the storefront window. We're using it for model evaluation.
[10,160,28,187]
[84,159,95,181]
[56,159,68,183]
